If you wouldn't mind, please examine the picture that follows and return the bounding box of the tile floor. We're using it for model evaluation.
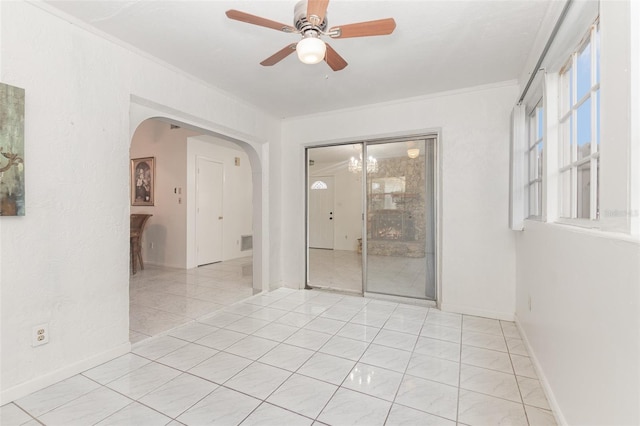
[2,287,557,426]
[130,258,255,343]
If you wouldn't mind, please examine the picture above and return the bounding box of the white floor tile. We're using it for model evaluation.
[132,336,189,360]
[95,402,171,426]
[199,312,244,328]
[106,362,182,400]
[463,316,503,336]
[420,324,462,343]
[517,376,551,409]
[413,336,461,361]
[359,344,411,373]
[240,402,313,426]
[342,363,403,401]
[188,351,253,384]
[168,322,218,342]
[177,387,260,426]
[458,389,528,426]
[267,374,338,418]
[247,307,288,322]
[460,364,521,402]
[225,336,279,360]
[336,323,380,342]
[156,343,218,371]
[319,335,369,361]
[318,388,391,426]
[285,329,332,351]
[372,329,418,352]
[406,353,460,387]
[462,330,507,352]
[383,316,423,335]
[82,353,151,385]
[138,373,218,418]
[525,405,558,426]
[38,387,131,426]
[195,328,247,350]
[225,317,271,334]
[258,343,315,371]
[461,345,513,373]
[252,322,299,342]
[511,354,538,378]
[225,362,291,400]
[1,403,33,426]
[297,353,356,385]
[395,375,458,420]
[303,317,346,334]
[16,375,101,418]
[385,404,456,426]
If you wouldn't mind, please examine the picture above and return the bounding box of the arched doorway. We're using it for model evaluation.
[128,102,266,342]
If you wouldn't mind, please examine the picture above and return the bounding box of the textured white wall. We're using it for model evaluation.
[516,222,640,425]
[0,1,278,403]
[515,3,640,425]
[281,82,519,319]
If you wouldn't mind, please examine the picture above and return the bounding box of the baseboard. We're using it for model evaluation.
[439,303,515,321]
[1,342,131,405]
[514,314,567,426]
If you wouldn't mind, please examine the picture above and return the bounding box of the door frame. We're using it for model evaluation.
[304,134,441,305]
[195,155,224,266]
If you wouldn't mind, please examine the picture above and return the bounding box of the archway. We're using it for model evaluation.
[128,99,267,341]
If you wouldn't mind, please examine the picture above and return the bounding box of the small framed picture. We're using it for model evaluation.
[131,157,155,206]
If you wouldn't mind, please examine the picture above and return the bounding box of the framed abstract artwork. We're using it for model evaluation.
[0,83,25,216]
[131,157,155,206]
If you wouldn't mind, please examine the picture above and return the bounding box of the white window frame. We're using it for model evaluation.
[527,99,544,219]
[557,21,600,225]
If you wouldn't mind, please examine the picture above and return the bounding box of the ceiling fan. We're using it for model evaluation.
[225,0,396,71]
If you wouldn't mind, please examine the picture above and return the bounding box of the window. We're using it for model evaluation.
[527,100,544,218]
[558,22,600,221]
[310,180,328,190]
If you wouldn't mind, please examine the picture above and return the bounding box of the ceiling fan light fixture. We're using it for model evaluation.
[297,32,326,64]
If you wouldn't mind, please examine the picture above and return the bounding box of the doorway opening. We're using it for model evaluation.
[128,117,258,342]
[307,144,364,294]
[306,136,437,302]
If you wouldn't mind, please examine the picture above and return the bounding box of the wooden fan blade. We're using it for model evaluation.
[307,0,330,26]
[325,44,348,71]
[329,18,396,38]
[260,43,297,66]
[226,9,296,33]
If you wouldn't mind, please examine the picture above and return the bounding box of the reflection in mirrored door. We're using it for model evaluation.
[306,144,364,294]
[365,138,436,300]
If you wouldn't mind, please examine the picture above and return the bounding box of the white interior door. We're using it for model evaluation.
[197,158,223,265]
[309,176,335,249]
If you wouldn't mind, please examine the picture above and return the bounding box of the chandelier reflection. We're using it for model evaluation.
[348,153,378,174]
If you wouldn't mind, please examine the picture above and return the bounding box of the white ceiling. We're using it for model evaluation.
[42,0,552,118]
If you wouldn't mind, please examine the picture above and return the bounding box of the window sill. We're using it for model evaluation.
[523,219,640,244]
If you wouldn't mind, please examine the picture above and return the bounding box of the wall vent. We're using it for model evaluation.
[241,235,253,251]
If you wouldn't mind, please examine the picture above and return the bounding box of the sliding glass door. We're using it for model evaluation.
[306,144,364,294]
[364,138,436,300]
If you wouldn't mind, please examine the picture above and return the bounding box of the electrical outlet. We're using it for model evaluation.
[32,324,49,347]
[149,242,154,249]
